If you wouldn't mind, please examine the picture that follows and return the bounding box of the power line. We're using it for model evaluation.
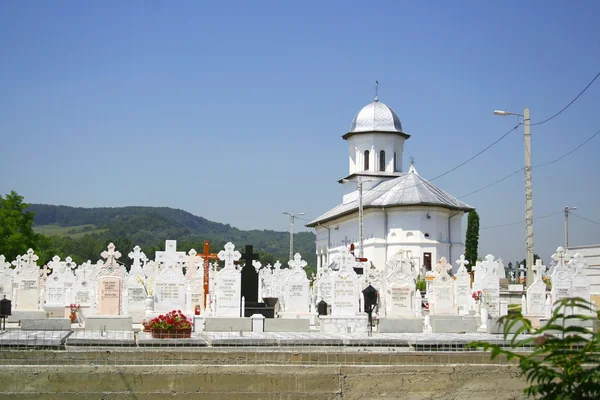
[531,70,600,126]
[570,212,600,227]
[480,211,562,230]
[460,126,600,199]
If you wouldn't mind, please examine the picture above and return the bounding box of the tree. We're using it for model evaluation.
[464,210,480,272]
[0,191,40,262]
[469,297,600,399]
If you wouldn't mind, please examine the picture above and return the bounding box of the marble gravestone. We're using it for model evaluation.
[454,255,471,316]
[569,253,591,313]
[281,253,310,315]
[48,256,77,288]
[125,245,149,320]
[550,247,572,309]
[184,249,204,314]
[156,240,186,275]
[70,273,96,317]
[429,257,455,316]
[215,242,242,317]
[314,267,333,306]
[480,255,501,317]
[154,263,187,314]
[472,261,484,291]
[96,243,125,315]
[0,255,14,301]
[526,259,547,316]
[44,269,69,309]
[15,249,42,311]
[320,247,367,333]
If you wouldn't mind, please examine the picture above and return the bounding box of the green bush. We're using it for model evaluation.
[469,297,600,399]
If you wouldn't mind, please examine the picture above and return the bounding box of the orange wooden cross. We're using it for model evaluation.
[196,240,219,308]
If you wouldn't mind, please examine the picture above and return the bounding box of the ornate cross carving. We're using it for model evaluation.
[101,243,121,266]
[218,242,241,269]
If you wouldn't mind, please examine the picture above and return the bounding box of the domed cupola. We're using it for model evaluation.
[341,97,411,183]
[349,100,404,133]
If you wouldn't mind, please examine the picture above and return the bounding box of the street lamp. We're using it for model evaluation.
[282,210,305,262]
[564,206,577,249]
[494,107,534,287]
[341,177,365,258]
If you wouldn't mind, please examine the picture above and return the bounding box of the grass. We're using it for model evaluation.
[33,224,108,238]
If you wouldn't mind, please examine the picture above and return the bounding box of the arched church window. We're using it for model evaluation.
[364,150,370,171]
[379,150,386,171]
[393,152,397,172]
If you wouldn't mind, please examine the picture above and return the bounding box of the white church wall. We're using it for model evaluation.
[347,134,406,174]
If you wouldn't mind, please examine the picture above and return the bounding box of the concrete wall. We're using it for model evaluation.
[0,352,528,400]
[0,364,527,400]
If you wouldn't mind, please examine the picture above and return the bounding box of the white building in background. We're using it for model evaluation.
[306,97,474,275]
[567,244,600,295]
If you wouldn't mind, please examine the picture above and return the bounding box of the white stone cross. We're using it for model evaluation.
[101,243,121,266]
[40,264,52,279]
[455,254,469,273]
[336,246,356,267]
[288,253,307,271]
[436,257,452,275]
[218,242,241,269]
[24,248,39,266]
[568,253,587,274]
[0,255,9,272]
[65,256,76,272]
[252,260,262,272]
[552,247,567,267]
[11,255,24,273]
[510,271,515,282]
[184,249,201,278]
[129,245,146,269]
[482,254,496,275]
[273,261,281,271]
[156,240,186,269]
[532,259,546,282]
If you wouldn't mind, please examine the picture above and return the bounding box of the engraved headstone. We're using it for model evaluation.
[331,247,359,316]
[240,245,260,303]
[215,242,242,317]
[569,253,591,311]
[383,251,416,317]
[96,243,125,315]
[454,255,471,315]
[429,257,455,315]
[480,255,501,317]
[15,249,41,310]
[283,253,310,314]
[526,259,547,316]
[0,255,15,301]
[551,247,572,308]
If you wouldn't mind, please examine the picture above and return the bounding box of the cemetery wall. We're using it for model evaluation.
[0,357,527,399]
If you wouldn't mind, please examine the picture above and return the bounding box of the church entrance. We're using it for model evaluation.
[423,252,432,272]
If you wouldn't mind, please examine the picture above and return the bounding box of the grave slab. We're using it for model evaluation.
[264,318,310,333]
[486,317,526,334]
[20,318,71,331]
[7,310,47,322]
[429,315,478,333]
[319,314,368,334]
[0,330,70,347]
[378,317,423,333]
[66,331,136,346]
[205,317,251,332]
[85,316,133,331]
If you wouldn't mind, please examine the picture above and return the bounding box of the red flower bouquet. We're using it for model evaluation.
[147,310,193,338]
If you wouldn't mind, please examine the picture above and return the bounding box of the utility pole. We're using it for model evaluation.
[282,210,304,262]
[358,176,364,258]
[523,107,534,288]
[564,206,577,248]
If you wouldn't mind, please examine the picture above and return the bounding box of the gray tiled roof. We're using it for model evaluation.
[307,167,474,227]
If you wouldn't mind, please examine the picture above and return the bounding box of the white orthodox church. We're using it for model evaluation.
[307,97,474,275]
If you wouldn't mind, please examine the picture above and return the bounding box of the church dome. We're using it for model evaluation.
[349,100,403,133]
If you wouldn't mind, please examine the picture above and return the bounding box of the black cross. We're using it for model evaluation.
[240,245,260,303]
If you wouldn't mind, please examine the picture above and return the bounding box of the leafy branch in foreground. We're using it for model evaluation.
[468,297,600,399]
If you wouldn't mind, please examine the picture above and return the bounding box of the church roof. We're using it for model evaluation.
[349,100,403,133]
[306,166,474,227]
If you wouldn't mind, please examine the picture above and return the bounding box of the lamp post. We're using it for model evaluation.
[282,210,305,262]
[341,176,365,258]
[494,108,534,287]
[564,206,577,249]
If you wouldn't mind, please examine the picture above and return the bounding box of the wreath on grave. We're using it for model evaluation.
[147,310,193,339]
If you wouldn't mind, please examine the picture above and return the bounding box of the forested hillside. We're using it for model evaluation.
[29,204,317,274]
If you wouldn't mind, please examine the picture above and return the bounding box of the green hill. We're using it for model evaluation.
[29,204,317,274]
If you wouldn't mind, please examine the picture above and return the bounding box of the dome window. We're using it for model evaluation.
[379,150,386,172]
[364,150,370,171]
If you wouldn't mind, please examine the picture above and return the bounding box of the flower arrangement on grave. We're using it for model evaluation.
[542,275,551,290]
[135,275,154,296]
[69,303,80,323]
[147,310,193,338]
[472,291,482,303]
[518,277,527,285]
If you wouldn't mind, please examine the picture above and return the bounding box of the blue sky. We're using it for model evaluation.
[1,1,599,265]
